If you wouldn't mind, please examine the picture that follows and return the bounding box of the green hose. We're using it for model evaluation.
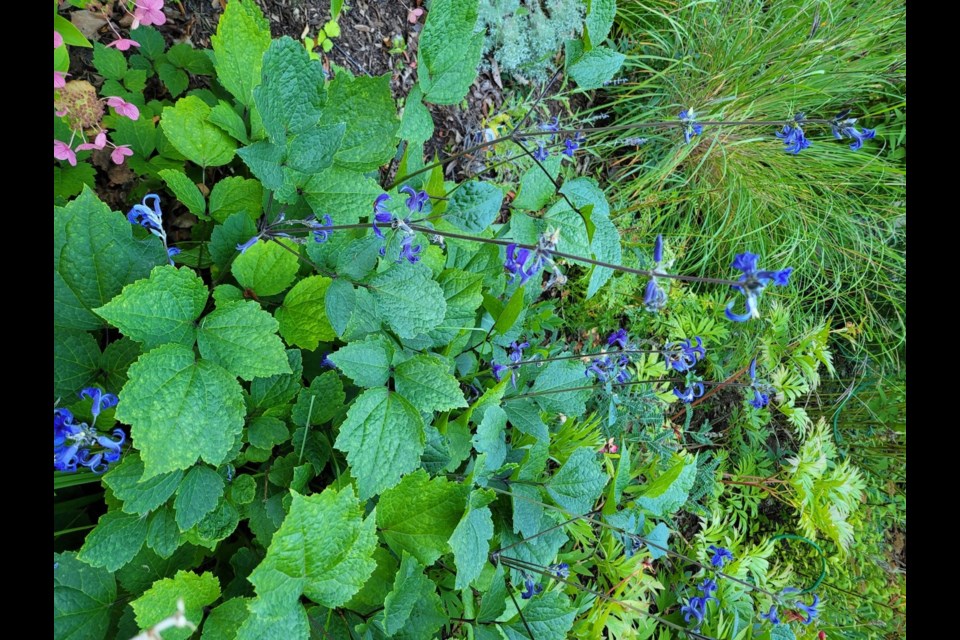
[770,533,827,594]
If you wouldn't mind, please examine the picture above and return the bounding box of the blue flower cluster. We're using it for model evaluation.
[663,337,706,373]
[746,358,775,409]
[492,340,528,388]
[724,252,793,322]
[831,111,876,151]
[371,187,427,264]
[708,545,734,567]
[54,388,125,474]
[679,108,704,143]
[681,579,720,625]
[128,193,178,263]
[643,234,669,311]
[762,589,822,626]
[504,229,564,288]
[520,572,543,599]
[776,113,812,154]
[585,330,636,384]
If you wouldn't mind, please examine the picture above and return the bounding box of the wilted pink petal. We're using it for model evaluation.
[77,131,108,152]
[111,145,134,165]
[106,96,140,121]
[54,71,68,89]
[54,31,63,48]
[106,38,141,51]
[54,140,77,166]
[407,7,424,24]
[133,0,166,29]
[55,108,68,117]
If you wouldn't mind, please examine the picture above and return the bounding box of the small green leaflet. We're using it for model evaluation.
[472,405,507,477]
[201,597,251,640]
[635,456,697,517]
[95,265,207,350]
[161,95,237,167]
[208,176,261,223]
[449,490,495,589]
[250,348,303,409]
[197,300,291,380]
[394,354,468,413]
[329,336,392,388]
[102,453,183,516]
[78,511,147,572]
[377,469,469,566]
[303,167,385,226]
[334,388,425,500]
[445,181,504,232]
[209,101,250,144]
[370,264,447,338]
[247,417,290,449]
[248,487,377,608]
[645,522,671,560]
[146,508,181,558]
[398,84,434,143]
[54,552,116,640]
[275,275,337,350]
[158,169,206,217]
[585,0,617,47]
[231,239,300,297]
[131,571,221,640]
[382,553,435,635]
[117,344,245,479]
[545,447,608,515]
[291,371,344,427]
[210,0,272,107]
[568,46,626,90]
[174,465,226,531]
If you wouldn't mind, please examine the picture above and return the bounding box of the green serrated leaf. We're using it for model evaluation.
[568,46,626,89]
[287,123,345,173]
[546,447,608,515]
[209,211,258,268]
[450,501,494,589]
[328,336,391,388]
[370,264,447,338]
[117,344,245,479]
[255,38,327,141]
[55,187,167,331]
[399,85,434,143]
[319,73,398,171]
[95,265,207,350]
[92,42,127,80]
[54,329,100,400]
[232,239,300,296]
[201,598,251,640]
[167,42,215,75]
[103,453,184,516]
[146,508,181,558]
[211,0,272,107]
[236,140,285,190]
[376,469,469,566]
[394,354,467,413]
[383,553,435,634]
[174,466,226,531]
[198,300,291,380]
[249,487,377,608]
[54,14,92,47]
[472,405,508,478]
[446,181,503,232]
[635,457,697,517]
[131,26,165,59]
[157,60,190,97]
[250,349,303,410]
[645,522,671,560]
[208,176,262,223]
[209,101,250,144]
[247,416,289,449]
[100,336,141,394]
[132,571,221,640]
[54,551,116,640]
[54,163,96,201]
[334,388,426,500]
[275,276,336,350]
[344,547,397,615]
[302,167,385,225]
[585,0,617,48]
[78,511,148,572]
[112,110,157,157]
[513,155,561,211]
[161,95,237,167]
[418,0,484,105]
[502,590,577,640]
[291,371,344,427]
[530,359,592,417]
[159,169,206,217]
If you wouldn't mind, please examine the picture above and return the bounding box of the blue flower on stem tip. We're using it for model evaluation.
[708,545,734,568]
[586,354,632,384]
[607,329,630,350]
[724,252,793,322]
[793,594,821,625]
[681,596,707,625]
[400,186,429,213]
[372,194,394,240]
[520,573,543,599]
[699,579,718,596]
[679,108,704,143]
[309,214,334,243]
[532,142,549,162]
[562,132,586,157]
[79,387,118,424]
[549,563,570,579]
[53,407,126,474]
[236,235,260,253]
[398,234,422,265]
[760,605,781,625]
[673,382,704,404]
[492,341,529,388]
[643,234,669,312]
[504,244,539,285]
[540,115,560,140]
[831,111,876,151]
[776,113,812,154]
[663,337,706,373]
[746,358,773,409]
[127,193,164,236]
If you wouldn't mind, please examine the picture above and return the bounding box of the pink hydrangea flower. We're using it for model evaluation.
[54,71,68,89]
[106,97,140,121]
[54,31,63,48]
[111,145,134,165]
[54,140,77,166]
[131,0,166,29]
[76,131,108,152]
[107,38,140,51]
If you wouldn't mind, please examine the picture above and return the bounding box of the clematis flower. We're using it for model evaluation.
[54,71,68,89]
[643,234,669,311]
[663,337,706,372]
[724,252,793,322]
[679,108,704,143]
[548,563,570,579]
[236,236,260,253]
[681,596,706,624]
[562,132,585,157]
[398,234,422,264]
[793,594,821,625]
[760,605,781,625]
[707,545,734,567]
[128,193,165,236]
[400,185,429,213]
[371,194,393,239]
[309,214,334,243]
[776,113,812,154]
[106,96,139,121]
[54,140,77,166]
[132,0,166,29]
[107,38,141,51]
[76,131,107,152]
[532,142,549,161]
[79,387,118,422]
[519,574,543,599]
[607,329,629,350]
[111,145,134,165]
[673,382,704,404]
[831,112,876,151]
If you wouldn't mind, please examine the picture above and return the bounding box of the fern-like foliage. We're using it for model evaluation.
[784,419,867,553]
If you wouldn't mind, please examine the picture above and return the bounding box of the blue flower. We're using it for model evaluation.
[776,114,812,154]
[311,214,334,243]
[699,579,718,596]
[793,594,821,625]
[760,605,781,625]
[54,407,125,474]
[95,429,126,463]
[679,109,704,143]
[708,545,734,567]
[681,596,707,624]
[644,234,669,312]
[532,142,549,162]
[127,194,164,236]
[400,186,429,213]
[540,116,560,140]
[79,387,118,423]
[372,194,393,240]
[663,337,706,372]
[398,234,422,264]
[166,246,181,263]
[549,562,570,579]
[520,574,543,599]
[321,353,337,369]
[491,363,508,382]
[492,341,528,388]
[724,252,793,322]
[608,329,630,350]
[509,341,529,364]
[562,132,585,157]
[236,235,260,253]
[831,113,876,151]
[673,382,704,404]
[746,358,773,409]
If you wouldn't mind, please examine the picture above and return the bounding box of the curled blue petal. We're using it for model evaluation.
[653,234,663,264]
[236,235,260,253]
[760,605,781,625]
[724,299,754,323]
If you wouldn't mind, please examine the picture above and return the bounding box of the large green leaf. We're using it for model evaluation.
[161,96,237,167]
[585,0,617,47]
[131,571,221,640]
[446,181,503,232]
[208,177,262,223]
[254,38,326,141]
[197,300,291,380]
[382,553,435,635]
[95,265,208,350]
[249,487,377,608]
[231,239,300,297]
[334,387,425,500]
[502,591,578,640]
[417,0,484,105]
[394,354,467,413]
[250,349,303,410]
[78,511,148,572]
[370,264,447,339]
[398,85,434,143]
[318,73,398,171]
[275,276,336,350]
[376,469,469,566]
[174,465,226,531]
[55,187,166,331]
[328,336,392,388]
[54,552,116,640]
[210,0,272,107]
[103,453,184,516]
[302,167,385,225]
[529,359,592,417]
[545,447,608,515]
[568,46,626,90]
[117,344,245,479]
[449,494,494,589]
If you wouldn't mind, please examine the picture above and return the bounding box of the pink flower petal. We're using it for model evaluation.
[54,140,77,167]
[107,38,141,51]
[77,131,108,152]
[54,71,67,89]
[408,7,424,24]
[54,31,64,48]
[106,97,140,121]
[111,145,134,165]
